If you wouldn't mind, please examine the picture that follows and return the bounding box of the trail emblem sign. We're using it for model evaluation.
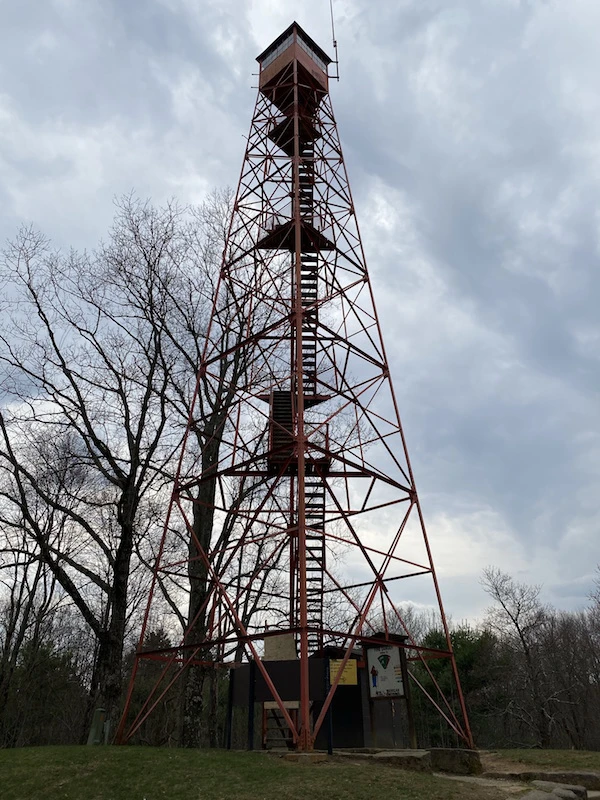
[366,646,404,699]
[378,654,390,670]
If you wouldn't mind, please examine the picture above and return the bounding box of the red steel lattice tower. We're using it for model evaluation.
[117,22,473,751]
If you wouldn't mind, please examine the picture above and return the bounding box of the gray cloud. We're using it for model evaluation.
[2,0,599,618]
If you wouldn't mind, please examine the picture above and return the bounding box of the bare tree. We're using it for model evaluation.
[0,190,293,746]
[105,193,294,746]
[0,530,50,744]
[0,205,193,728]
[481,567,553,746]
[0,517,93,747]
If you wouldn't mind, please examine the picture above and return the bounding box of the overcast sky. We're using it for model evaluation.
[2,0,599,621]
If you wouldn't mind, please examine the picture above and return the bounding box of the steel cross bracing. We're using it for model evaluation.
[116,25,473,752]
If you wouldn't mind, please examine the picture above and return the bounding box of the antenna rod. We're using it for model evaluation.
[329,0,340,81]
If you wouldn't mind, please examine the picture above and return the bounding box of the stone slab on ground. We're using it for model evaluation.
[522,792,559,800]
[334,748,481,775]
[532,780,586,799]
[332,749,432,772]
[281,752,329,764]
[430,747,482,775]
[434,772,532,795]
[330,751,375,764]
[372,750,432,772]
[483,772,600,791]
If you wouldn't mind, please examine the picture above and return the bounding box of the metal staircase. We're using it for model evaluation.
[304,475,326,652]
[298,141,315,225]
[262,705,298,749]
[269,391,293,459]
[264,111,327,653]
[298,142,319,398]
[300,252,318,397]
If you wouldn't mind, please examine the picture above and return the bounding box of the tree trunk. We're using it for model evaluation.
[180,429,221,747]
[86,507,134,738]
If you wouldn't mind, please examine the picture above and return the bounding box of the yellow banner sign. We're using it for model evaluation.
[329,658,358,686]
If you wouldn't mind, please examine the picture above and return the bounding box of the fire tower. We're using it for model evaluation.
[117,22,473,751]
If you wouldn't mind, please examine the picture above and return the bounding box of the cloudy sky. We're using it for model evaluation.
[2,0,599,621]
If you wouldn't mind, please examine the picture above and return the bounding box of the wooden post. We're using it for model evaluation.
[325,658,333,755]
[247,659,256,750]
[225,668,235,749]
[399,647,417,749]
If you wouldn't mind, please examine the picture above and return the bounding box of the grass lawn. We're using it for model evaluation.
[0,746,507,800]
[491,749,600,772]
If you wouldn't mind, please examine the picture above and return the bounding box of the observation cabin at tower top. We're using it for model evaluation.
[257,21,332,102]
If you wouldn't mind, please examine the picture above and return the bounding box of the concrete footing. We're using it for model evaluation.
[281,751,329,764]
[331,747,481,775]
[430,747,482,775]
[274,746,483,775]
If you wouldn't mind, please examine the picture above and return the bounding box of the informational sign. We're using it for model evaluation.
[366,646,404,698]
[329,658,358,686]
